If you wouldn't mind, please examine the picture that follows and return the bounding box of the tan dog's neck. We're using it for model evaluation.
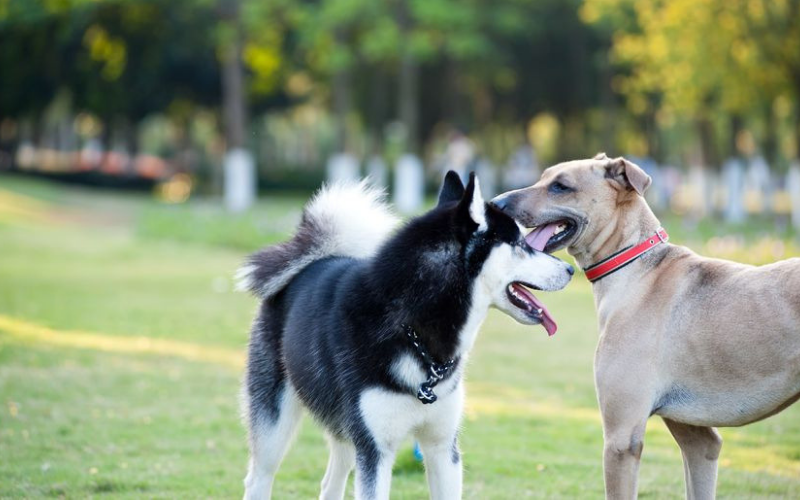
[570,197,664,281]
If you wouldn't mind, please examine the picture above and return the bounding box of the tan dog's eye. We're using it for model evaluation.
[548,181,574,194]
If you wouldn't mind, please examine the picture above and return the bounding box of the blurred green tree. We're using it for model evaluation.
[583,0,800,166]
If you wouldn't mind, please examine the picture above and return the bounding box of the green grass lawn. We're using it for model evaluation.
[1,175,800,498]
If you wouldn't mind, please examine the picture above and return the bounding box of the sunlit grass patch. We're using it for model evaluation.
[0,314,243,370]
[0,187,51,225]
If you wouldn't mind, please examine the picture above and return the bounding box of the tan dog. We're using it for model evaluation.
[492,153,800,500]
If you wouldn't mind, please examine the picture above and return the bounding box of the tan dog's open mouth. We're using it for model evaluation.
[525,220,578,254]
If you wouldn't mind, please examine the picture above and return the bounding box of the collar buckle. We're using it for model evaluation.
[403,324,457,405]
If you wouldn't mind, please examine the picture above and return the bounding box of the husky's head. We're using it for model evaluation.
[437,171,573,335]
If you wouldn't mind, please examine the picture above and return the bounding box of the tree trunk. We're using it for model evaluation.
[696,116,718,169]
[219,0,255,211]
[599,51,616,156]
[763,102,778,167]
[100,114,113,153]
[398,48,419,154]
[332,64,351,153]
[221,3,246,151]
[644,109,660,162]
[556,115,570,163]
[395,1,419,154]
[332,26,353,153]
[124,119,139,158]
[368,65,387,156]
[728,113,743,159]
[795,99,800,162]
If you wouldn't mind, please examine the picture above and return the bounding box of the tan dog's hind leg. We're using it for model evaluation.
[663,419,722,500]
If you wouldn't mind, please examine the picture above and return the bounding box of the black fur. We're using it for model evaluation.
[240,214,326,298]
[438,170,466,205]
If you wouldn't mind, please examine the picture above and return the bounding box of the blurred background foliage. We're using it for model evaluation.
[0,0,798,196]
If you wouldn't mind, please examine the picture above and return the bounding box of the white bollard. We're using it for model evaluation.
[394,153,424,214]
[224,148,256,213]
[326,152,360,184]
[475,159,497,199]
[746,155,772,213]
[788,162,800,231]
[502,145,539,190]
[366,155,388,189]
[723,157,745,222]
[688,165,710,218]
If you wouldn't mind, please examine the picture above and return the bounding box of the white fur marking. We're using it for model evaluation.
[391,353,426,390]
[235,264,258,292]
[358,384,464,454]
[468,178,487,231]
[418,437,463,500]
[305,180,399,260]
[474,243,571,328]
[456,281,491,356]
[320,437,355,500]
[236,180,400,298]
[244,386,304,500]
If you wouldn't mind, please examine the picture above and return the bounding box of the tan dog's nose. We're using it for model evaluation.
[490,196,510,212]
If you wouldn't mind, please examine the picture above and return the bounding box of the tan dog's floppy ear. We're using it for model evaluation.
[606,157,651,196]
[593,152,609,160]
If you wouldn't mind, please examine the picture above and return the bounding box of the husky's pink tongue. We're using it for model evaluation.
[511,283,558,336]
[525,223,559,251]
[532,295,557,336]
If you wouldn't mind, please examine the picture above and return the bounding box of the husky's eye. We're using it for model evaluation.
[548,181,573,194]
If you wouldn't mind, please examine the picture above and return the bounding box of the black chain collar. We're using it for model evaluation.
[402,324,457,404]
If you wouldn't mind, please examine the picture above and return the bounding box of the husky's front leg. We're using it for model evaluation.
[419,435,462,500]
[417,383,464,500]
[353,445,395,500]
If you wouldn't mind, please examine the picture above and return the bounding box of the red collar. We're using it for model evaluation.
[583,228,669,282]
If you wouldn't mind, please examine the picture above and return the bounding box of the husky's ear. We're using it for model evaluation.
[605,157,651,196]
[438,170,465,206]
[457,172,487,231]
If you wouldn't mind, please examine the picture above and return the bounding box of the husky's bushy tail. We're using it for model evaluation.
[236,181,399,299]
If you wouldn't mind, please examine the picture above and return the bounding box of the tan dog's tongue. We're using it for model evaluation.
[525,224,558,251]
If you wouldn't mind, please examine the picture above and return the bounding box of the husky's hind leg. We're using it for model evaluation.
[319,435,355,500]
[243,382,302,500]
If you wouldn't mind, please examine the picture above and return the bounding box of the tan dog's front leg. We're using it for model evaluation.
[602,418,647,500]
[663,419,721,500]
[597,361,653,499]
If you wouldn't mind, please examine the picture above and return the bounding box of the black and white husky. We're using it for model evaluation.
[237,172,573,500]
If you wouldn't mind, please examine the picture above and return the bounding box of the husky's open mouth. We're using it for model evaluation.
[505,219,577,336]
[506,282,557,335]
[525,219,578,254]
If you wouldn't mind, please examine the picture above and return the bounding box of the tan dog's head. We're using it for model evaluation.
[491,153,652,255]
